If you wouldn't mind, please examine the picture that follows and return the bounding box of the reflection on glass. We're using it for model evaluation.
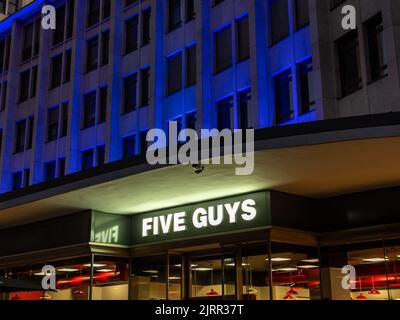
[131,255,166,300]
[191,255,222,299]
[92,256,129,300]
[242,243,270,300]
[271,243,320,300]
[223,253,236,299]
[168,255,182,300]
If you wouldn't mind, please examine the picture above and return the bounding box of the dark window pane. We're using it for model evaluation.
[64,50,72,83]
[124,74,137,113]
[186,111,197,130]
[1,81,7,111]
[167,52,182,95]
[139,130,148,154]
[26,116,34,149]
[125,0,138,7]
[299,59,315,114]
[186,45,196,87]
[58,158,66,177]
[12,172,22,190]
[60,102,69,137]
[337,30,362,97]
[50,54,62,89]
[101,30,110,66]
[83,91,96,128]
[45,161,56,181]
[142,9,151,46]
[21,23,33,61]
[4,36,10,71]
[24,168,30,187]
[99,86,107,123]
[239,89,252,129]
[103,0,111,19]
[140,68,150,107]
[88,0,100,27]
[0,39,5,73]
[237,16,250,62]
[53,5,66,46]
[269,0,289,45]
[185,0,195,22]
[66,0,75,38]
[215,26,232,73]
[8,0,20,15]
[97,145,105,166]
[126,15,139,54]
[19,70,30,103]
[30,65,38,98]
[33,19,40,56]
[123,135,136,158]
[295,0,309,30]
[47,107,59,142]
[86,36,99,72]
[82,149,94,170]
[274,70,294,124]
[217,96,234,130]
[366,13,387,81]
[169,0,182,32]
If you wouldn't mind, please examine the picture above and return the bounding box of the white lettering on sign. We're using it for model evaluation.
[95,225,119,243]
[142,199,257,237]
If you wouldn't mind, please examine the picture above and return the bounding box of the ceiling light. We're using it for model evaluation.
[192,267,213,271]
[276,267,298,272]
[266,258,292,262]
[34,272,45,276]
[298,265,319,269]
[169,276,181,280]
[57,268,79,272]
[96,269,114,273]
[226,263,249,267]
[143,270,159,274]
[362,258,388,262]
[83,263,107,268]
[301,259,319,263]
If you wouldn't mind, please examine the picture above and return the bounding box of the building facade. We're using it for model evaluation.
[1,0,400,301]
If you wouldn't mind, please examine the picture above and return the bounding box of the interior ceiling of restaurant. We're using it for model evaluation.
[1,136,400,229]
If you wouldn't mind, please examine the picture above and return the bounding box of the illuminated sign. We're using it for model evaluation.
[131,192,269,245]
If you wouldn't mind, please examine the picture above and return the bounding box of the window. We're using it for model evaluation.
[102,0,111,19]
[125,0,138,7]
[185,0,195,22]
[24,168,30,187]
[0,130,2,154]
[99,86,107,123]
[217,96,234,130]
[142,9,151,46]
[8,0,19,14]
[97,145,105,166]
[64,50,72,83]
[1,81,7,111]
[12,172,22,191]
[60,102,68,137]
[269,0,289,45]
[213,0,224,6]
[168,0,182,32]
[0,1,5,14]
[88,0,100,27]
[50,54,63,89]
[4,36,10,71]
[123,135,136,158]
[83,91,96,129]
[19,70,30,103]
[186,45,196,87]
[126,15,139,54]
[139,130,148,154]
[27,116,34,149]
[101,30,110,66]
[21,23,33,61]
[337,30,362,97]
[30,65,38,98]
[82,149,94,170]
[124,74,137,113]
[365,13,387,81]
[186,111,197,130]
[140,68,150,107]
[331,0,346,10]
[45,161,56,182]
[215,26,232,73]
[15,120,26,153]
[239,89,252,129]
[274,70,294,125]
[0,39,4,73]
[87,36,99,73]
[237,16,250,62]
[33,19,40,56]
[295,0,309,30]
[47,107,59,142]
[298,59,315,114]
[66,0,75,39]
[58,158,66,177]
[53,5,66,46]
[167,52,182,95]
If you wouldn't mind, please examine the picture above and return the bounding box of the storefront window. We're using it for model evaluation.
[191,255,222,299]
[92,256,129,300]
[242,242,271,300]
[271,242,320,300]
[131,255,167,300]
[168,254,182,300]
[384,240,400,300]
